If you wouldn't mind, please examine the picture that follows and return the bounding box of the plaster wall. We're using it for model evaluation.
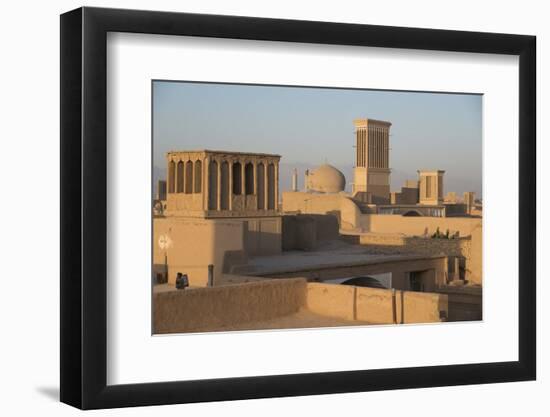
[153,217,244,286]
[468,223,483,285]
[153,278,307,333]
[153,279,448,333]
[357,219,482,283]
[282,214,340,251]
[281,191,362,230]
[307,283,447,324]
[359,233,471,258]
[360,214,481,236]
[154,216,282,286]
[243,217,282,256]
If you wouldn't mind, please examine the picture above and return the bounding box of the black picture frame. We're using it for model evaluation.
[60,6,536,410]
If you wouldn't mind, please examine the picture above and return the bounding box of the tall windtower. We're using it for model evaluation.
[353,118,392,204]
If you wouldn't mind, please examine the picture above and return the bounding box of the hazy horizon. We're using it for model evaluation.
[153,81,482,197]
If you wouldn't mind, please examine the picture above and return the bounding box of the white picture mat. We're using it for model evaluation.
[106,32,519,385]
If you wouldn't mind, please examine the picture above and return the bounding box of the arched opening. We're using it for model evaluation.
[184,161,193,194]
[232,162,242,195]
[257,163,265,209]
[340,276,385,289]
[267,163,275,210]
[208,160,218,210]
[402,210,422,217]
[220,161,229,210]
[194,160,202,193]
[168,161,175,193]
[176,161,184,193]
[245,163,254,195]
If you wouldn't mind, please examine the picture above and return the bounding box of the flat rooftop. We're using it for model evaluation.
[167,149,281,158]
[239,241,442,276]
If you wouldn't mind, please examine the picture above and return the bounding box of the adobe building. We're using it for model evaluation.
[154,150,283,286]
[152,115,483,336]
[463,191,476,214]
[391,180,420,205]
[418,170,445,205]
[164,150,280,217]
[280,116,482,286]
[281,118,473,225]
[155,117,482,291]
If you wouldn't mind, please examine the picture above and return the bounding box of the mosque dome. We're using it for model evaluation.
[306,164,346,193]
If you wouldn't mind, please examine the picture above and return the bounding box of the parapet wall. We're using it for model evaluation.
[153,278,307,334]
[357,227,481,285]
[358,233,471,258]
[306,283,447,324]
[153,278,449,334]
[360,214,481,236]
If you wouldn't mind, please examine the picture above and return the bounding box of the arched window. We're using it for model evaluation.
[194,160,202,193]
[208,160,218,210]
[220,161,229,210]
[168,161,175,193]
[185,161,193,194]
[267,163,275,210]
[232,162,242,195]
[245,163,254,195]
[257,163,265,209]
[176,161,184,193]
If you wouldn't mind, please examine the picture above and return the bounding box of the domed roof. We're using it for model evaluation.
[307,164,346,193]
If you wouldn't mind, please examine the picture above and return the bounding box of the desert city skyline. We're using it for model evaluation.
[153,81,482,197]
[152,81,482,335]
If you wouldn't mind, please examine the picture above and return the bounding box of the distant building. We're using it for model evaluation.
[463,191,476,214]
[352,118,392,204]
[444,191,457,204]
[155,179,167,201]
[418,170,445,205]
[391,180,419,205]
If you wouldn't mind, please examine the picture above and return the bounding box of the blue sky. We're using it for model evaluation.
[153,81,482,196]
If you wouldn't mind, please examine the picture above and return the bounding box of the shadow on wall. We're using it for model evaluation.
[437,286,482,321]
[282,214,340,251]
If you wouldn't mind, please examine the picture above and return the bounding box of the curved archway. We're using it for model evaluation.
[168,160,175,193]
[232,162,242,195]
[176,161,184,193]
[402,210,422,217]
[194,160,202,193]
[267,163,275,209]
[245,163,254,195]
[257,163,265,209]
[208,160,218,210]
[220,161,229,210]
[185,161,193,194]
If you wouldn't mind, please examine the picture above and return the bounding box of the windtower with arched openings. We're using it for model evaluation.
[165,150,281,218]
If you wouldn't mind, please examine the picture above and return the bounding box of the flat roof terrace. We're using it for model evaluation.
[231,241,447,284]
